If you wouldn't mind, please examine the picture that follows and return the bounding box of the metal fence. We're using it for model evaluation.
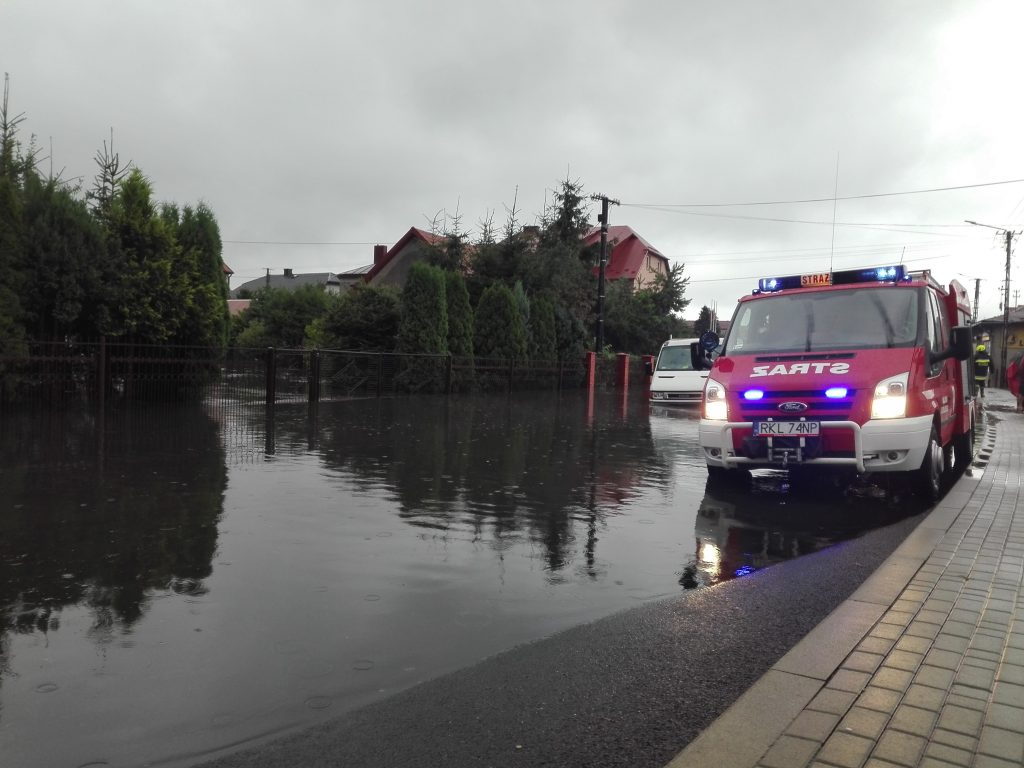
[0,340,639,413]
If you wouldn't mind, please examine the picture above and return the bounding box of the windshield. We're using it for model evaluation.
[656,344,696,371]
[725,287,920,355]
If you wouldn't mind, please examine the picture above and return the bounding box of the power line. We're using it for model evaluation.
[621,177,1024,208]
[224,240,379,246]
[625,204,989,236]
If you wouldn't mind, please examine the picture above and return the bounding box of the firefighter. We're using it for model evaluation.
[974,344,991,397]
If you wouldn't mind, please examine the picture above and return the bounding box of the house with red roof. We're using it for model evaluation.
[581,225,670,290]
[363,227,448,288]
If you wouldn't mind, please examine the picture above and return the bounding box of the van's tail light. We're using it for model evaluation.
[871,372,909,419]
[704,378,728,420]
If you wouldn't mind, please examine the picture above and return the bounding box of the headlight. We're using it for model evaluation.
[651,391,665,400]
[704,377,728,420]
[871,372,908,419]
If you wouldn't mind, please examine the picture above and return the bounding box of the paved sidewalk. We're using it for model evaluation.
[669,388,1024,768]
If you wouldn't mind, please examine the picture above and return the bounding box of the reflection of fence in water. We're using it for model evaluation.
[1,342,627,416]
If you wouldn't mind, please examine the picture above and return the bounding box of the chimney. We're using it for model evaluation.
[284,268,294,278]
[373,244,387,264]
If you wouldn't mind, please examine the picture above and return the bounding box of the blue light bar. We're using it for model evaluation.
[825,387,848,399]
[754,264,908,294]
[743,389,765,400]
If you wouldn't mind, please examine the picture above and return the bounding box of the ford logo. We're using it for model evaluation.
[778,402,809,413]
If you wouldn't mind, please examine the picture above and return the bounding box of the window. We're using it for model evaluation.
[656,344,696,371]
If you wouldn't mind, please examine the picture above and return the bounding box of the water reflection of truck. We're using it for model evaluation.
[698,265,975,501]
[684,482,835,587]
[647,337,710,405]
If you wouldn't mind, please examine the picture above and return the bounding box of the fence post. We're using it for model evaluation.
[96,335,107,416]
[376,353,384,397]
[265,347,276,409]
[446,355,453,395]
[507,358,514,393]
[308,349,321,405]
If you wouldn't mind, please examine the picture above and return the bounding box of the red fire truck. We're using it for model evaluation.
[697,265,975,501]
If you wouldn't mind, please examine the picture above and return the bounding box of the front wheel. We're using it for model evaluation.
[952,420,975,474]
[913,425,943,504]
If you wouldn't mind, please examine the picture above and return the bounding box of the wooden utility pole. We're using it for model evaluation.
[591,194,620,353]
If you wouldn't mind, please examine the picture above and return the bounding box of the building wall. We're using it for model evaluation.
[633,255,669,291]
[369,241,429,288]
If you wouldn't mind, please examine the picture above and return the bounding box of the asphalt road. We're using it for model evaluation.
[191,507,927,768]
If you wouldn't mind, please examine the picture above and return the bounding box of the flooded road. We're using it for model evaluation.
[0,392,923,768]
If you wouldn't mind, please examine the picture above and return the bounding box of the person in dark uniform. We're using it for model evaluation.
[974,344,991,397]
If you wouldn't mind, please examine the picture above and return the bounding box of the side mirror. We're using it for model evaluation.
[644,359,653,376]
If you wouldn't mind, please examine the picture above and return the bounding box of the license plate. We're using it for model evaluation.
[753,420,820,436]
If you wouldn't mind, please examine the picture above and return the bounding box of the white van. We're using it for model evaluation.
[648,337,710,405]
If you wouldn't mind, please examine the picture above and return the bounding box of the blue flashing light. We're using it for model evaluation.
[825,387,848,399]
[743,389,765,401]
[734,565,755,577]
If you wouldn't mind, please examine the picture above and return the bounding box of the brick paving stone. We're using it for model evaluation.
[963,649,1001,666]
[893,635,932,655]
[933,634,970,654]
[973,754,1021,768]
[785,710,841,742]
[978,725,1024,763]
[991,682,1024,708]
[809,687,858,716]
[921,599,954,615]
[873,666,915,693]
[872,729,926,765]
[888,704,937,738]
[985,702,1024,731]
[817,731,875,768]
[936,704,985,737]
[884,610,916,628]
[845,651,886,675]
[915,664,956,690]
[917,609,950,625]
[946,691,988,711]
[856,686,903,715]
[923,740,973,767]
[930,727,978,753]
[759,735,819,768]
[873,623,906,641]
[995,663,1024,685]
[837,706,890,741]
[859,636,897,656]
[923,648,962,670]
[902,683,944,712]
[863,760,906,768]
[1008,632,1024,650]
[892,598,924,614]
[943,621,979,639]
[905,621,942,640]
[831,669,874,694]
[886,650,924,673]
[953,663,995,691]
[1003,647,1024,666]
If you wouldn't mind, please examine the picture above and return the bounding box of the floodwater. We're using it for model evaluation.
[0,392,922,768]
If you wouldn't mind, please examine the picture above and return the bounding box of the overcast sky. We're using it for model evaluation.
[4,0,1024,321]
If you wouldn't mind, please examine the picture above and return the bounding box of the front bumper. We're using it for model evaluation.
[650,390,702,405]
[698,414,934,473]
